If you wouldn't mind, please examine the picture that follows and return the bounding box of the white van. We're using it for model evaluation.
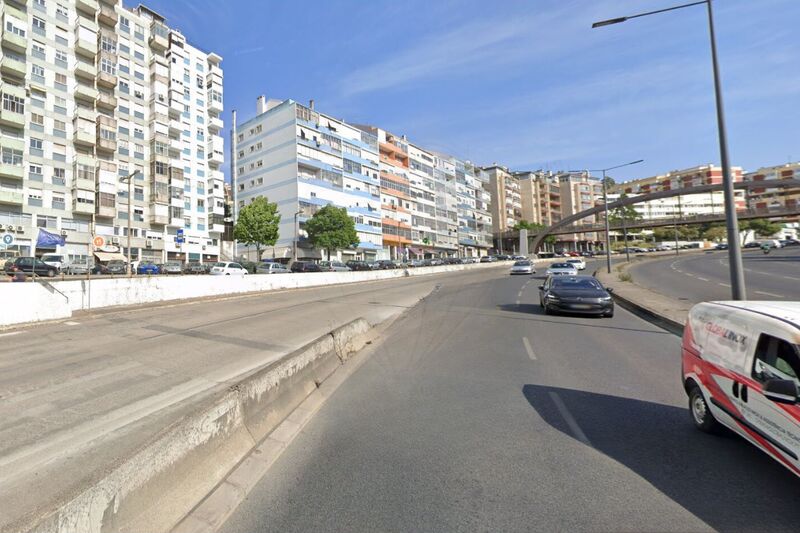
[40,253,66,272]
[682,301,800,477]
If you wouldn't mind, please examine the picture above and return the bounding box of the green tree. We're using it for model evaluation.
[516,220,556,246]
[233,196,281,260]
[702,226,728,242]
[304,205,359,260]
[608,194,642,224]
[747,218,782,238]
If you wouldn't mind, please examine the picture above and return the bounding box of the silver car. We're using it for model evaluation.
[546,262,579,276]
[319,260,351,272]
[510,260,535,275]
[66,259,90,275]
[162,261,183,274]
[256,262,290,274]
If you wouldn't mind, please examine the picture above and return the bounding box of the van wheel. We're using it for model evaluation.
[689,385,721,434]
[47,269,56,278]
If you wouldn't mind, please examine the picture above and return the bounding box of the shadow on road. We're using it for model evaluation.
[522,384,800,532]
[494,303,671,336]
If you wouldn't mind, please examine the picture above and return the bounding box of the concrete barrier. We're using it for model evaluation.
[15,318,374,533]
[0,282,71,327]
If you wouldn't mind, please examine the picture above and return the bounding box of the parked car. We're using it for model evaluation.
[781,239,800,247]
[375,259,397,269]
[290,261,322,273]
[136,261,161,275]
[480,256,496,263]
[162,261,183,275]
[510,260,535,275]
[743,241,762,249]
[91,263,110,275]
[566,258,586,271]
[319,260,351,272]
[256,262,290,274]
[539,275,614,317]
[714,243,729,250]
[346,260,372,271]
[183,262,208,275]
[545,262,578,277]
[106,260,127,275]
[682,301,800,477]
[4,256,59,278]
[65,259,90,275]
[429,258,444,266]
[580,251,595,257]
[495,254,511,261]
[462,257,479,264]
[210,262,248,276]
[393,260,409,268]
[40,253,66,272]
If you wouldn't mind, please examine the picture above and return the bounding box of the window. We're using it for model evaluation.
[119,80,130,93]
[753,334,800,386]
[53,167,65,185]
[2,147,23,166]
[34,0,46,9]
[54,73,67,91]
[5,20,25,38]
[53,120,66,137]
[32,42,46,59]
[31,113,44,129]
[32,17,46,34]
[55,49,67,66]
[102,58,117,76]
[56,3,68,19]
[29,164,43,181]
[120,16,130,32]
[2,93,24,114]
[101,35,117,53]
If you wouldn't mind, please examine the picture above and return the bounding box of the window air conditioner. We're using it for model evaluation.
[146,240,153,248]
[202,245,206,250]
[16,225,23,232]
[111,236,120,244]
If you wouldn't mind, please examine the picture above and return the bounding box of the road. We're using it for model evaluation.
[220,262,800,533]
[0,268,496,531]
[629,247,800,303]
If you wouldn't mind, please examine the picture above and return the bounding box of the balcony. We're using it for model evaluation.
[149,22,168,50]
[74,128,96,147]
[208,98,223,113]
[208,115,223,132]
[76,0,99,14]
[169,217,184,228]
[74,34,98,58]
[210,223,225,233]
[207,150,223,166]
[72,199,95,215]
[0,56,26,79]
[98,3,117,26]
[73,176,96,192]
[96,135,115,153]
[96,91,117,110]
[74,83,99,103]
[168,119,182,136]
[0,188,23,205]
[168,99,183,119]
[95,193,116,218]
[74,60,97,79]
[0,105,25,128]
[150,214,169,225]
[1,26,27,54]
[97,66,117,88]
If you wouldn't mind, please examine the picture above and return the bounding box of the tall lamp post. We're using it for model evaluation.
[120,170,141,277]
[292,210,302,263]
[588,160,644,274]
[593,0,746,300]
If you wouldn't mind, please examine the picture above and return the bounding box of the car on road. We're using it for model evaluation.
[290,261,322,273]
[495,255,511,261]
[538,275,614,317]
[781,239,800,247]
[479,256,496,263]
[714,243,729,250]
[136,261,161,275]
[257,262,290,274]
[162,261,183,275]
[743,242,761,249]
[210,262,248,276]
[4,256,59,277]
[510,260,535,275]
[40,253,66,272]
[319,260,350,272]
[183,262,208,275]
[65,259,90,275]
[682,301,800,478]
[345,260,372,271]
[545,262,578,277]
[566,258,586,271]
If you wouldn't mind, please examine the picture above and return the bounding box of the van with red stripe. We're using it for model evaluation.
[683,302,800,476]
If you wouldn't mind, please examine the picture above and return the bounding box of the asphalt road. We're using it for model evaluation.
[629,247,800,303]
[220,262,800,533]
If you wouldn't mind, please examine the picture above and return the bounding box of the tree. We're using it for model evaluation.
[702,226,728,242]
[515,220,556,246]
[304,205,359,260]
[747,218,782,238]
[601,175,616,190]
[608,194,641,224]
[233,196,281,260]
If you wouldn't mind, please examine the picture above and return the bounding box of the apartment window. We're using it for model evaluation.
[5,20,25,38]
[118,140,129,156]
[52,194,65,210]
[2,147,23,166]
[133,127,143,140]
[54,73,67,92]
[34,0,46,9]
[102,58,117,76]
[134,144,144,159]
[101,35,116,53]
[54,96,67,115]
[55,3,68,21]
[196,98,204,107]
[119,80,129,93]
[32,17,46,35]
[32,42,46,60]
[119,16,130,33]
[55,34,68,47]
[134,50,144,61]
[119,63,130,74]
[53,120,66,138]
[134,24,144,40]
[29,164,43,181]
[2,93,24,114]
[55,49,67,67]
[133,208,144,222]
[119,43,130,54]
[36,215,58,229]
[119,105,129,115]
[53,167,65,186]
[30,113,44,132]
[29,138,43,157]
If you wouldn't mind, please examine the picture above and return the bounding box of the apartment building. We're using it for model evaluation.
[448,157,492,256]
[516,170,562,227]
[606,190,739,219]
[613,164,744,198]
[743,162,800,218]
[484,164,522,234]
[234,98,383,261]
[0,0,225,263]
[554,171,603,250]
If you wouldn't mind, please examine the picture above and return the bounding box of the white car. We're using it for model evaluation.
[209,262,248,276]
[40,253,66,272]
[546,262,578,276]
[566,258,586,271]
[509,260,535,275]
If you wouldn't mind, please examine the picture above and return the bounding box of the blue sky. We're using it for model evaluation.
[143,0,800,183]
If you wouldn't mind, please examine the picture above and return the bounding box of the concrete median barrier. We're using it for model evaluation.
[8,318,373,533]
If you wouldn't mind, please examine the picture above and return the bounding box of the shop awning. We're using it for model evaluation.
[94,251,127,262]
[407,247,424,255]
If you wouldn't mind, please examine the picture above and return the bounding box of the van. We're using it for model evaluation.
[682,301,800,476]
[40,253,66,271]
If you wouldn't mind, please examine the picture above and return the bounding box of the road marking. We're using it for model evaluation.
[783,275,800,281]
[674,269,683,274]
[685,273,695,277]
[522,337,537,360]
[64,321,80,326]
[549,392,592,447]
[0,331,20,338]
[696,277,709,282]
[718,282,731,287]
[755,290,784,298]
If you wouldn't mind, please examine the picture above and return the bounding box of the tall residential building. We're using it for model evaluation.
[516,170,561,227]
[613,164,744,198]
[743,162,800,218]
[555,171,603,250]
[0,1,225,263]
[484,164,522,235]
[234,98,384,261]
[606,190,742,220]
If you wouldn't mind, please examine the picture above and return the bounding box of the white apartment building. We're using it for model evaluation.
[606,190,742,220]
[234,97,384,261]
[0,0,224,263]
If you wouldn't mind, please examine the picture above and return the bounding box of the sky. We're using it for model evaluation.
[141,0,800,183]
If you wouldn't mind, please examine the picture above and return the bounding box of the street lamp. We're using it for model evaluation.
[292,210,302,263]
[120,170,141,276]
[593,0,746,300]
[587,160,644,274]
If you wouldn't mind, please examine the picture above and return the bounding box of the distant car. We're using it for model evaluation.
[580,251,594,257]
[462,257,479,264]
[375,259,397,270]
[161,261,183,274]
[495,254,511,261]
[65,259,90,275]
[40,253,66,272]
[290,261,322,273]
[743,242,761,249]
[566,258,586,271]
[257,262,290,274]
[346,260,372,271]
[183,262,207,275]
[137,261,161,275]
[106,260,127,275]
[210,262,248,275]
[714,243,729,250]
[539,275,614,317]
[510,260,535,275]
[393,260,409,268]
[319,260,350,272]
[545,262,578,277]
[480,256,496,263]
[5,257,58,277]
[429,258,444,266]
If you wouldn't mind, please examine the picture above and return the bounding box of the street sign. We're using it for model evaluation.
[93,235,105,248]
[2,233,13,246]
[176,228,185,244]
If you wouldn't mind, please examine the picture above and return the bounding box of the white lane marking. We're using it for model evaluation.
[696,277,709,282]
[549,392,592,447]
[718,282,731,287]
[685,273,696,277]
[755,290,784,298]
[783,275,800,281]
[0,331,21,338]
[64,321,80,326]
[522,337,537,360]
[674,270,683,274]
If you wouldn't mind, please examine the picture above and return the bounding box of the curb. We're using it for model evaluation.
[11,318,380,533]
